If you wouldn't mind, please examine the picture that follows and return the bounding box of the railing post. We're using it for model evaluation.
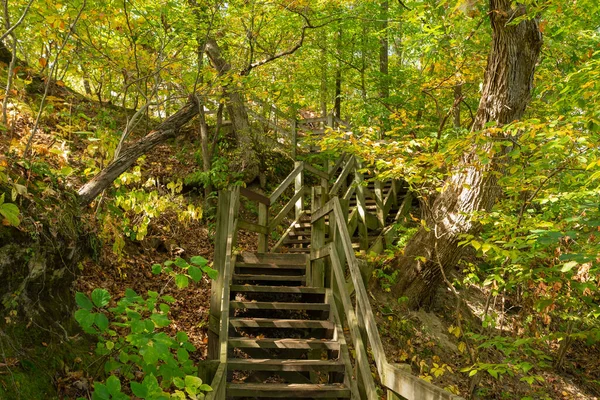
[355,160,369,251]
[295,161,304,220]
[208,189,233,360]
[374,180,385,228]
[310,186,325,288]
[291,118,298,160]
[258,202,268,252]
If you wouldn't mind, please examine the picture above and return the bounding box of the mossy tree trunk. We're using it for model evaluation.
[393,0,543,309]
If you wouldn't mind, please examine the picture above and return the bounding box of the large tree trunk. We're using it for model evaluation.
[205,38,259,182]
[78,99,199,205]
[393,0,543,308]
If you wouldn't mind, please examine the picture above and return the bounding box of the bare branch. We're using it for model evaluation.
[0,0,34,43]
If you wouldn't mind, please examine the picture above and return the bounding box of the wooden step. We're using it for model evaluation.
[283,238,311,245]
[236,262,306,270]
[230,285,325,294]
[230,318,334,329]
[237,253,307,265]
[232,275,306,283]
[230,302,328,311]
[227,383,350,398]
[228,337,339,350]
[227,359,344,372]
[284,248,311,253]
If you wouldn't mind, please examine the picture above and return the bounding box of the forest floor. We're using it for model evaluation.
[1,78,599,400]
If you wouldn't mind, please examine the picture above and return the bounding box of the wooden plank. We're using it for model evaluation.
[258,202,269,252]
[240,186,270,205]
[237,219,268,235]
[382,363,465,400]
[272,211,305,253]
[311,200,335,224]
[328,153,347,179]
[327,290,360,400]
[228,359,344,372]
[294,161,304,219]
[270,163,304,204]
[230,301,329,311]
[227,383,351,398]
[354,164,369,250]
[235,262,306,270]
[310,242,332,261]
[230,318,334,329]
[229,338,339,350]
[205,362,226,400]
[270,187,305,230]
[232,274,306,283]
[230,285,325,294]
[304,162,329,180]
[331,198,387,376]
[329,247,379,400]
[311,187,326,288]
[237,252,307,264]
[329,156,355,196]
[374,181,386,228]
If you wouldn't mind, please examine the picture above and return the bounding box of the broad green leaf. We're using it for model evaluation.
[202,266,219,280]
[190,256,208,266]
[106,375,121,396]
[130,382,148,398]
[150,313,171,327]
[95,313,109,332]
[0,202,20,226]
[92,382,110,400]
[188,265,203,282]
[152,264,163,274]
[75,292,94,311]
[75,309,96,329]
[91,288,111,308]
[175,274,189,289]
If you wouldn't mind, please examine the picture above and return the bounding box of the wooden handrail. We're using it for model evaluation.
[270,163,304,204]
[329,156,355,196]
[240,186,270,205]
[311,197,465,400]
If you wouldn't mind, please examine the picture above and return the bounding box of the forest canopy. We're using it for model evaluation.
[1,0,600,399]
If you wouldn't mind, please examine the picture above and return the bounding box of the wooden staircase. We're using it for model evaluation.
[225,252,352,398]
[206,161,463,399]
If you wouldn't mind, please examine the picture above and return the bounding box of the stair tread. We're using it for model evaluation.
[227,383,350,398]
[233,274,306,282]
[236,262,306,269]
[228,337,339,349]
[230,301,328,311]
[228,358,344,372]
[230,318,334,329]
[230,285,325,294]
[238,253,307,265]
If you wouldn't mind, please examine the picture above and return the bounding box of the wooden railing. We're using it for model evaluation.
[310,196,465,400]
[206,187,240,399]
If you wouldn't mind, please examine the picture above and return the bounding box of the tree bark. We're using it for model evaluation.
[205,37,259,182]
[78,99,199,206]
[393,0,543,309]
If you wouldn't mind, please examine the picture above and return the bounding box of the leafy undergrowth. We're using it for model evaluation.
[0,71,270,398]
[371,268,600,399]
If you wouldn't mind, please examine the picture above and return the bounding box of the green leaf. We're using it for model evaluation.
[188,265,203,282]
[130,381,148,398]
[190,256,208,266]
[199,383,213,392]
[150,313,171,327]
[561,261,578,272]
[75,292,94,311]
[0,202,20,226]
[151,264,163,274]
[95,313,109,332]
[92,382,110,400]
[176,331,189,343]
[173,377,185,389]
[75,309,96,329]
[174,257,189,269]
[106,375,121,396]
[162,295,176,303]
[91,288,111,308]
[177,347,189,362]
[175,274,189,289]
[185,375,203,388]
[202,266,219,280]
